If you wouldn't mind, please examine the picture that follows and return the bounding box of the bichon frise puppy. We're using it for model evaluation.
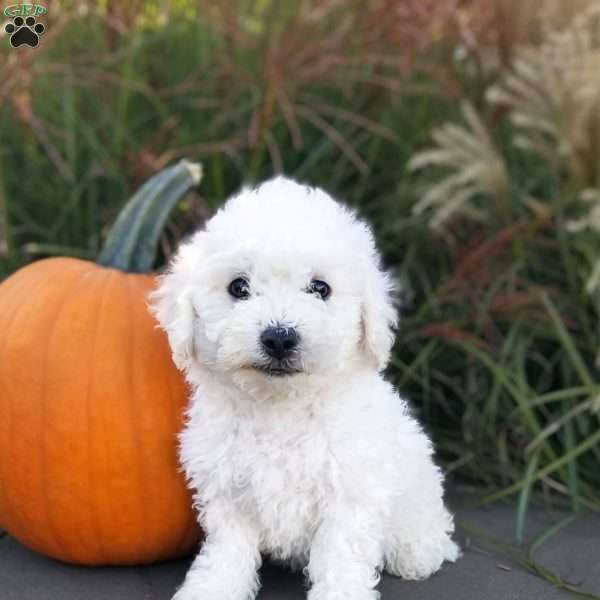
[152,177,459,600]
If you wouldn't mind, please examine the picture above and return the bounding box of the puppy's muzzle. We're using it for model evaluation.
[260,326,299,360]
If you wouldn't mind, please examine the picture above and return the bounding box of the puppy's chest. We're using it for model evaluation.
[202,407,332,525]
[237,413,329,498]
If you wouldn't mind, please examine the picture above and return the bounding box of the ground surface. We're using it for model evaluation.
[0,498,598,600]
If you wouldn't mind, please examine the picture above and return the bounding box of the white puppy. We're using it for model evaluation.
[152,177,459,600]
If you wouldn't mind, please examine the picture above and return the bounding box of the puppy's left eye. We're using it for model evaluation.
[306,279,331,300]
[228,277,251,300]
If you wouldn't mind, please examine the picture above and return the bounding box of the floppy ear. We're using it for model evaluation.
[149,233,205,372]
[361,258,398,371]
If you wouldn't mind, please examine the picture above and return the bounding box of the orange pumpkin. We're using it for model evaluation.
[0,161,203,565]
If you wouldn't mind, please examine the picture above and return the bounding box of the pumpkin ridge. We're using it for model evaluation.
[0,259,91,547]
[124,274,150,559]
[131,275,196,560]
[83,267,116,564]
[0,264,82,546]
[166,369,195,558]
[0,267,55,542]
[130,276,199,559]
[39,265,100,562]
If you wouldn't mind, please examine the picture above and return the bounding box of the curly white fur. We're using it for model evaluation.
[151,177,459,600]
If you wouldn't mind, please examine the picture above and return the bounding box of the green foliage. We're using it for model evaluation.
[1,0,443,274]
[399,4,600,517]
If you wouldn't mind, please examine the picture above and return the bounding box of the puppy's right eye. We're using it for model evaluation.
[228,277,250,300]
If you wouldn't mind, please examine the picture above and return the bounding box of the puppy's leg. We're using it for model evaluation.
[383,454,459,581]
[383,497,459,581]
[306,505,383,600]
[173,501,261,600]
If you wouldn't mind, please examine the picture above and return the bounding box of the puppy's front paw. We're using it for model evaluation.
[172,571,258,600]
[386,537,460,581]
[308,584,380,600]
[172,581,204,600]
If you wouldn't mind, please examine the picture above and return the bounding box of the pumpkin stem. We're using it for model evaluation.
[97,160,203,273]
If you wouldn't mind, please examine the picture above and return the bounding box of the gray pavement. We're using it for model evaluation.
[0,498,598,599]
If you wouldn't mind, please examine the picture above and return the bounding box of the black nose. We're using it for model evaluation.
[260,326,299,360]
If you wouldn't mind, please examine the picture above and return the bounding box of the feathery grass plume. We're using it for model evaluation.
[567,189,600,235]
[488,3,600,187]
[408,102,508,228]
[495,0,600,61]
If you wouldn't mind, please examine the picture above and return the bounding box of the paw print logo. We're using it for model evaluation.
[5,15,45,48]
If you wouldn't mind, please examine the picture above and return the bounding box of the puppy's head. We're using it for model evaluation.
[151,177,396,389]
